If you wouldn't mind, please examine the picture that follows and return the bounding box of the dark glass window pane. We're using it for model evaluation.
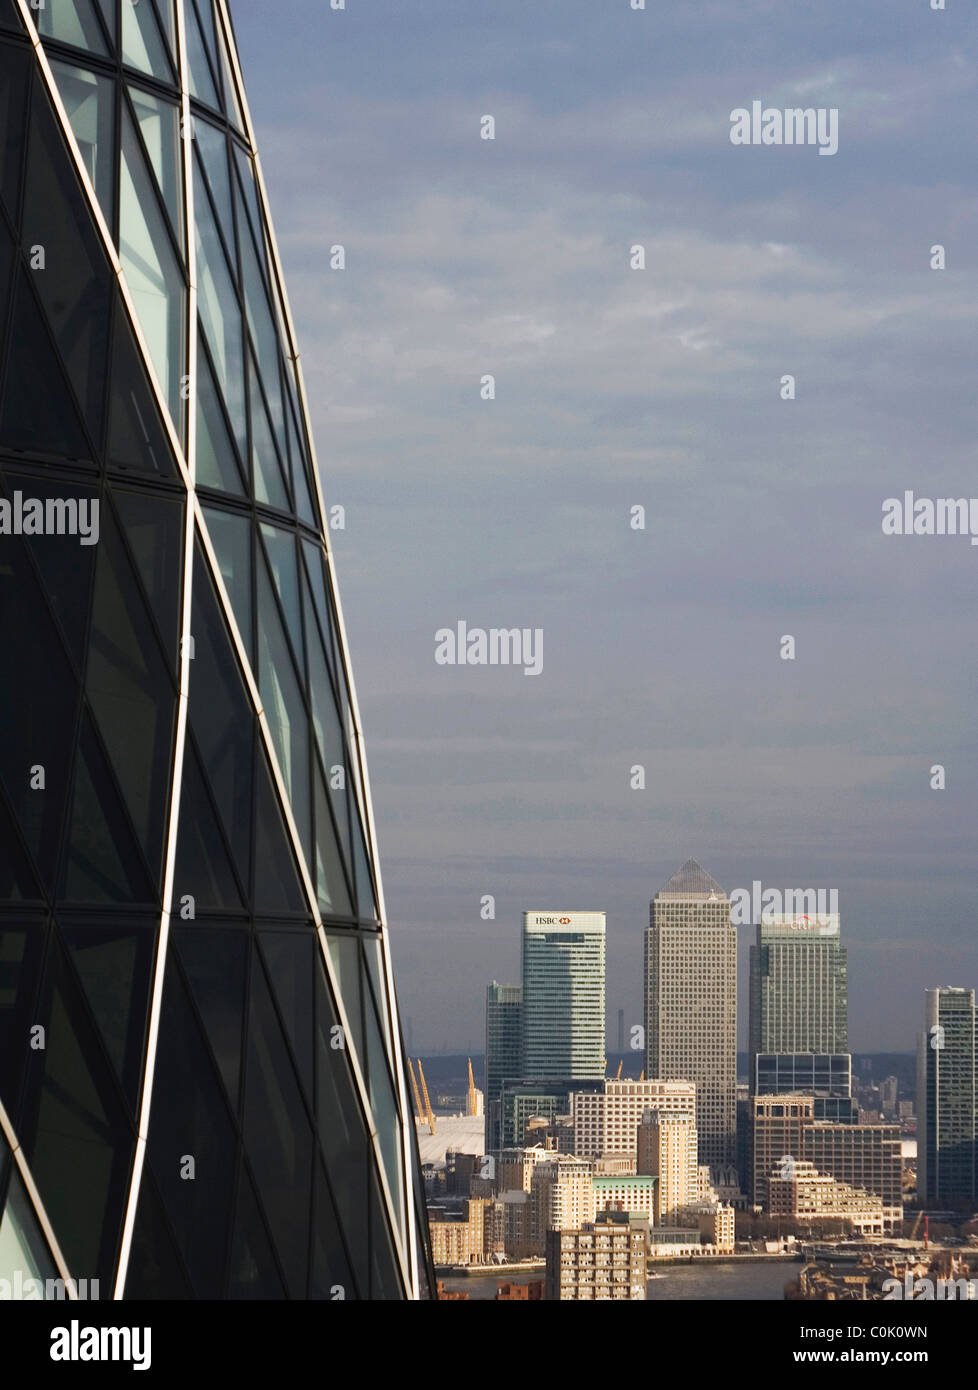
[196,337,246,496]
[63,712,154,904]
[314,955,368,1295]
[59,916,155,1116]
[202,505,251,662]
[252,748,305,915]
[145,953,237,1297]
[0,271,90,459]
[0,523,80,891]
[172,923,248,1112]
[0,786,41,902]
[363,977,405,1237]
[260,523,303,675]
[0,43,29,223]
[9,472,97,670]
[243,955,313,1296]
[112,485,184,674]
[85,501,176,888]
[21,932,135,1286]
[314,767,352,918]
[187,542,253,888]
[250,355,289,510]
[353,813,378,921]
[369,1166,405,1299]
[123,1166,193,1300]
[285,386,317,527]
[23,74,112,443]
[0,915,48,1123]
[310,1158,354,1300]
[228,1162,286,1300]
[194,160,247,463]
[324,933,364,1065]
[107,295,176,475]
[256,556,311,872]
[258,929,314,1104]
[173,738,244,911]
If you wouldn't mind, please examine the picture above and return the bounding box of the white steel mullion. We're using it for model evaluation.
[113,0,198,1299]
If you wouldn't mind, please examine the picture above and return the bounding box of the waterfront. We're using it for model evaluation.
[440,1259,795,1301]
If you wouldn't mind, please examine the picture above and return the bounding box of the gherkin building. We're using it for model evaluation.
[0,0,431,1299]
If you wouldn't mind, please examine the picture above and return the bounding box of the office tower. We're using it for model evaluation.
[806,1122,903,1231]
[751,1096,815,1210]
[917,987,977,1205]
[644,860,737,1173]
[749,913,847,1063]
[485,981,522,1152]
[751,1096,902,1227]
[754,1053,857,1122]
[521,911,606,1082]
[498,1077,604,1150]
[0,2,428,1299]
[636,1110,698,1222]
[571,1078,696,1162]
[545,1214,648,1301]
[880,1076,899,1117]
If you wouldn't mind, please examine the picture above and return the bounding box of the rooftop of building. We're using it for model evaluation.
[655,858,726,900]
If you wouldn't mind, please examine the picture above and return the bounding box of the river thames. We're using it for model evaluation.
[441,1258,799,1301]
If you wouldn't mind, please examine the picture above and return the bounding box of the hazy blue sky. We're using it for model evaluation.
[231,0,978,1053]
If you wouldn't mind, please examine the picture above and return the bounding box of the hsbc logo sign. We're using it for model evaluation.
[531,915,574,925]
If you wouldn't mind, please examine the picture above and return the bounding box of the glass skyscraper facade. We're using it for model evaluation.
[521,912,606,1083]
[484,980,521,1153]
[644,860,737,1174]
[917,987,977,1206]
[749,913,848,1063]
[0,0,429,1298]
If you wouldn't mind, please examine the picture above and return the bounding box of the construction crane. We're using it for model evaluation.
[638,1069,645,1082]
[416,1058,436,1134]
[466,1058,478,1117]
[407,1057,424,1123]
[615,1060,623,1080]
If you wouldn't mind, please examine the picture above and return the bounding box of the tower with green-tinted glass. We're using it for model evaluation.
[0,0,430,1299]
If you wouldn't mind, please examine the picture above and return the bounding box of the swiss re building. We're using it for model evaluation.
[0,0,430,1299]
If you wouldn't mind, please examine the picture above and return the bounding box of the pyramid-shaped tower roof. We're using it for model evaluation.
[657,858,726,898]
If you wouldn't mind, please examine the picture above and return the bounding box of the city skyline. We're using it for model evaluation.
[230,0,978,1059]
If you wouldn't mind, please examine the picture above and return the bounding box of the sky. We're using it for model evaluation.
[230,0,978,1053]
